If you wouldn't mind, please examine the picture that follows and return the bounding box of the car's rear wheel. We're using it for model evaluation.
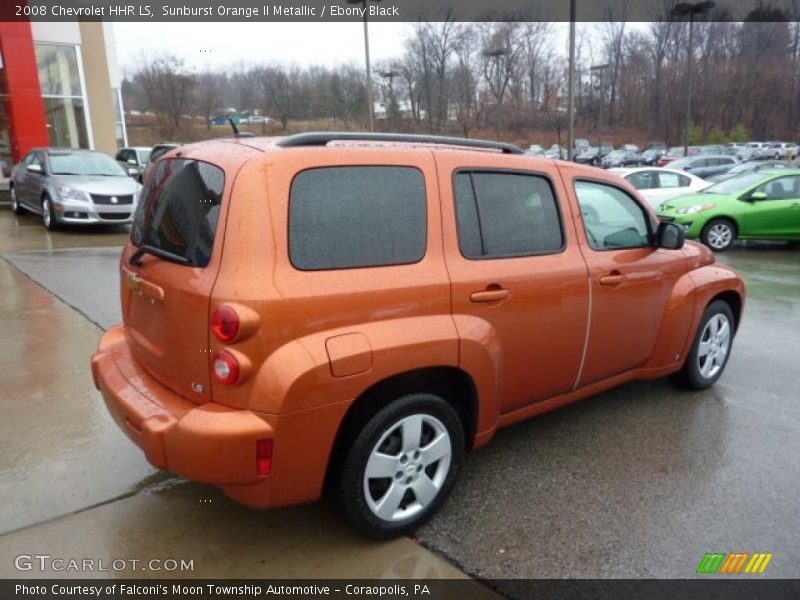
[41,195,59,231]
[337,393,464,539]
[671,300,735,390]
[701,218,736,251]
[10,186,24,215]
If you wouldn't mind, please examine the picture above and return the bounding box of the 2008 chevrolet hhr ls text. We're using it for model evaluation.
[92,133,745,538]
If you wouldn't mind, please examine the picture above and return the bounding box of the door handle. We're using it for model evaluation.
[599,273,627,286]
[470,288,512,303]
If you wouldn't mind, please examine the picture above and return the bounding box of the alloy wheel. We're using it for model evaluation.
[706,222,733,250]
[697,313,731,379]
[363,413,451,522]
[42,198,51,228]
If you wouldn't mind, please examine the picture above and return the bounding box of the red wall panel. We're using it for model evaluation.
[0,21,50,162]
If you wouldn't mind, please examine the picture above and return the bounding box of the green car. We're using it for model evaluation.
[658,169,800,251]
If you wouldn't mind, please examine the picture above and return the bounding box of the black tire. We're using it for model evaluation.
[671,300,735,391]
[10,186,24,215]
[700,218,736,252]
[41,195,59,231]
[337,393,464,539]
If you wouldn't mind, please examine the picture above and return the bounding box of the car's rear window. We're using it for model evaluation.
[289,166,427,270]
[131,159,224,268]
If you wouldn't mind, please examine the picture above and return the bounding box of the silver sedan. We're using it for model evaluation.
[10,148,141,230]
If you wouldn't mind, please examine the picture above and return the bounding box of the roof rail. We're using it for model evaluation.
[276,132,524,155]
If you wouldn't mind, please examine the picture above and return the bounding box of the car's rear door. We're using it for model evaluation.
[437,153,590,413]
[120,155,233,403]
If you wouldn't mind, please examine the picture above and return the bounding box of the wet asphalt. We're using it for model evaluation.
[0,203,798,587]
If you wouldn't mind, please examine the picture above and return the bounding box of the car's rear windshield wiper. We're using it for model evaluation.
[130,244,191,267]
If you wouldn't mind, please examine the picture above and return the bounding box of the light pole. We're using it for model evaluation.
[672,1,715,156]
[379,69,401,125]
[567,0,576,160]
[589,63,611,130]
[348,0,382,132]
[484,47,509,140]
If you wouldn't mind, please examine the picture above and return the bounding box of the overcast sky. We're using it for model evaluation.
[113,22,414,73]
[113,22,583,74]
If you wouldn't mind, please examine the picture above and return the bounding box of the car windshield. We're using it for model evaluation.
[606,151,625,159]
[701,172,767,194]
[582,147,598,154]
[642,149,658,157]
[136,149,152,163]
[667,147,685,157]
[49,152,127,176]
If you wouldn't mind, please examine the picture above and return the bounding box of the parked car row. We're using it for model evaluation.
[527,138,799,172]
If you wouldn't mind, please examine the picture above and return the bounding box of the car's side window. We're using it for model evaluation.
[755,176,800,200]
[289,166,427,271]
[29,152,44,172]
[657,172,687,188]
[627,171,657,190]
[115,150,126,161]
[574,180,651,251]
[453,171,564,259]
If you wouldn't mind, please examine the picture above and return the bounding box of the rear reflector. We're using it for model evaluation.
[212,350,239,385]
[256,439,273,476]
[212,305,240,342]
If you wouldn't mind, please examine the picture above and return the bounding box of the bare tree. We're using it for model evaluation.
[195,70,224,130]
[135,52,194,138]
[451,24,485,137]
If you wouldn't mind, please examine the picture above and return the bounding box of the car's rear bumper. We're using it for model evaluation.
[92,325,346,509]
[92,325,273,484]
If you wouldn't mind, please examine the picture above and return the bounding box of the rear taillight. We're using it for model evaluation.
[212,305,240,342]
[256,439,273,476]
[212,350,239,385]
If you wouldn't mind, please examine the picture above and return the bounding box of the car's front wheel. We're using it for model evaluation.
[671,300,735,390]
[337,393,464,539]
[10,186,24,215]
[701,218,736,251]
[41,195,59,231]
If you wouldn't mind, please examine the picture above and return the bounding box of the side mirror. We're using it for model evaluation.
[26,164,42,174]
[749,191,767,201]
[655,221,685,250]
[127,158,137,166]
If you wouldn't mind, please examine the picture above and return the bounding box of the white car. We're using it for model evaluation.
[608,167,710,209]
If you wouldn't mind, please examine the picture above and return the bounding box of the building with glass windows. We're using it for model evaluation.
[0,21,126,177]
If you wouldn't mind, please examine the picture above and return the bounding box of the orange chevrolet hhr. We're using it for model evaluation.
[92,133,745,538]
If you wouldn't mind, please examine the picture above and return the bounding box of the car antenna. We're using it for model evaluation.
[228,117,254,138]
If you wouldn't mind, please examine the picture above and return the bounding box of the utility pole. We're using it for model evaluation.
[567,0,576,160]
[348,0,382,131]
[484,48,509,141]
[672,1,715,155]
